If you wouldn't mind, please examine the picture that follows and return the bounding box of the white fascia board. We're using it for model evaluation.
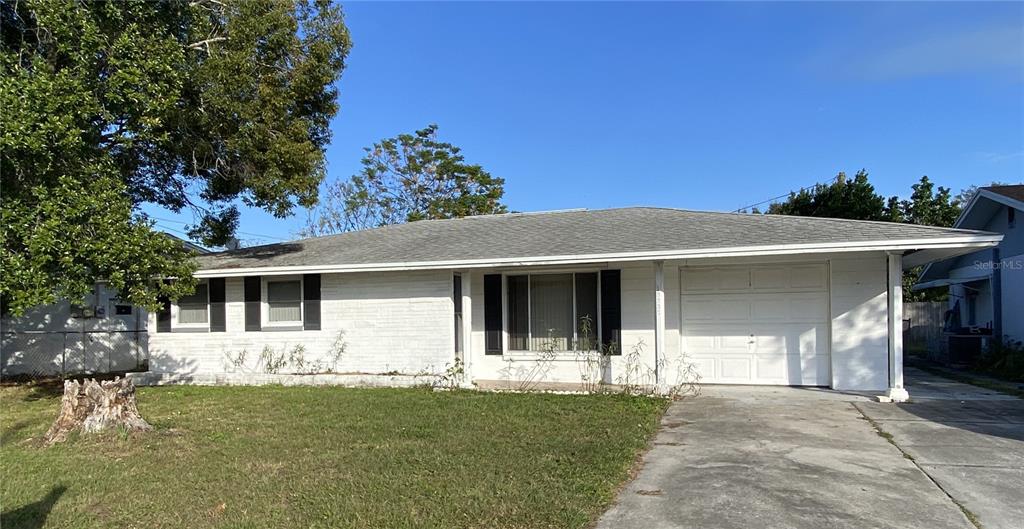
[194,235,1002,278]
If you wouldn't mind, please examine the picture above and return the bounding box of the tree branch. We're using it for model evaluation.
[187,37,227,51]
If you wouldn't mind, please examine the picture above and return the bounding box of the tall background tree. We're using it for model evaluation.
[766,171,963,300]
[766,170,901,221]
[1,0,351,314]
[302,124,508,236]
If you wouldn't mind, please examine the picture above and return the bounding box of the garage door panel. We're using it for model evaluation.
[751,267,789,290]
[689,357,717,380]
[720,334,753,350]
[681,263,830,386]
[754,356,788,381]
[754,355,827,385]
[682,298,750,322]
[750,323,827,355]
[750,294,829,323]
[683,325,753,354]
[789,296,829,322]
[682,268,750,293]
[685,334,716,350]
[720,358,752,380]
[790,265,828,289]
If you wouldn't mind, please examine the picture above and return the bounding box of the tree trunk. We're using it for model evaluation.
[43,377,152,446]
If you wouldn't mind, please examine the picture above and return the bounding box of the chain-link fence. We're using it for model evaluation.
[0,330,147,379]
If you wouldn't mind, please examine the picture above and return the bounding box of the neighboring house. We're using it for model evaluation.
[0,234,209,377]
[141,207,999,400]
[916,185,1024,349]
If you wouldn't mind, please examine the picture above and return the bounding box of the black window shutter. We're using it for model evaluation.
[209,278,226,332]
[484,274,503,355]
[244,276,261,331]
[156,295,171,333]
[600,270,621,354]
[303,273,321,331]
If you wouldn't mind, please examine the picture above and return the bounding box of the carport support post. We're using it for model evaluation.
[654,260,665,391]
[887,252,909,402]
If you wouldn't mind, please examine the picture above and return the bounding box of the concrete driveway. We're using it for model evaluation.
[855,368,1024,529]
[595,371,1023,529]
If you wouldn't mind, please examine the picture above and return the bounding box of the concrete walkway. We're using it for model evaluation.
[596,384,976,529]
[856,367,1024,529]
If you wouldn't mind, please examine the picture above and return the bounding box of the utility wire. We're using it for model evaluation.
[148,215,290,241]
[733,174,843,213]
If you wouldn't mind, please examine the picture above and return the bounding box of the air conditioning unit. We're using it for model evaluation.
[70,305,97,319]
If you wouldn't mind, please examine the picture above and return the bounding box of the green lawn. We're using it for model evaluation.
[0,383,668,529]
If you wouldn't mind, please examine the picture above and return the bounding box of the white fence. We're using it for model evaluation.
[1,330,148,378]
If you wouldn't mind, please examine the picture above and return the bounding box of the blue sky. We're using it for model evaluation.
[146,1,1024,246]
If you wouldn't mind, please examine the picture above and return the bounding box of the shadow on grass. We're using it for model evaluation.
[1,485,66,529]
[4,371,148,402]
[1,419,39,446]
[20,384,64,402]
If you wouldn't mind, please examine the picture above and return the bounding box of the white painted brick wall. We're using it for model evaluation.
[149,270,455,379]
[150,253,893,392]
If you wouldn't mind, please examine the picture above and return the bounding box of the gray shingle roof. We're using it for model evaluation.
[196,207,997,271]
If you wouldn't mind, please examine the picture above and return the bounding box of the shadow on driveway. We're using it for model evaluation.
[856,367,1024,529]
[863,367,1024,442]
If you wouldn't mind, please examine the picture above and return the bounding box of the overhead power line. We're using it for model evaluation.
[148,215,290,241]
[733,174,842,213]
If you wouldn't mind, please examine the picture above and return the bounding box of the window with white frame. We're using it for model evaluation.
[177,282,209,325]
[507,272,599,351]
[266,278,302,324]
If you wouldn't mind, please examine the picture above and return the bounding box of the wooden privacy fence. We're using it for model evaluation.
[903,301,945,354]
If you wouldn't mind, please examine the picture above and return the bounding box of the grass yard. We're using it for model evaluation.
[0,383,668,529]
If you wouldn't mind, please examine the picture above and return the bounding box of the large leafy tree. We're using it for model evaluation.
[302,124,507,235]
[766,170,899,220]
[897,177,961,301]
[767,172,963,300]
[1,0,351,314]
[899,176,961,227]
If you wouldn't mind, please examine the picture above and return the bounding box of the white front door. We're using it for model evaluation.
[680,263,830,386]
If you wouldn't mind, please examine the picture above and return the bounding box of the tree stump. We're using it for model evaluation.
[43,377,152,446]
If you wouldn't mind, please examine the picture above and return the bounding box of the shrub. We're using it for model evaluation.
[974,337,1024,382]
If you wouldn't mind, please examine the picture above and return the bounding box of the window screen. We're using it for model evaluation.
[267,280,302,322]
[178,283,209,324]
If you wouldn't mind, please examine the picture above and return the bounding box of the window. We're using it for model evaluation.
[966,291,977,327]
[267,279,302,323]
[1009,208,1016,229]
[507,272,599,351]
[177,283,209,324]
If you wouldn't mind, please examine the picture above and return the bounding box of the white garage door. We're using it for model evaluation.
[680,263,830,386]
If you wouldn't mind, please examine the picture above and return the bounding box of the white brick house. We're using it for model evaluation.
[144,208,1001,400]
